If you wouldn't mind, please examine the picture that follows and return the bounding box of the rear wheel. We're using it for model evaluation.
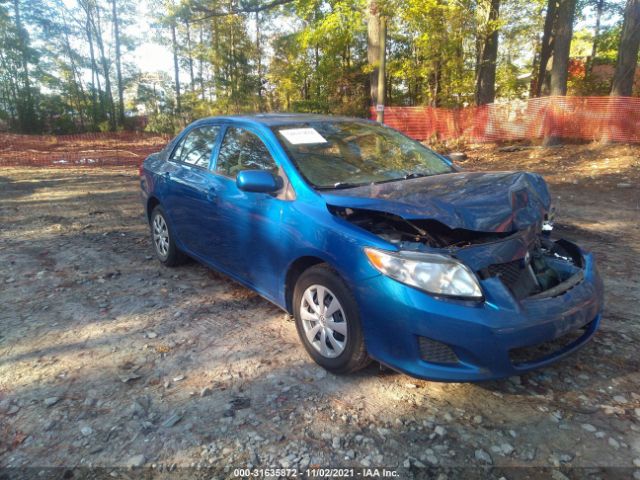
[150,206,186,267]
[293,264,370,374]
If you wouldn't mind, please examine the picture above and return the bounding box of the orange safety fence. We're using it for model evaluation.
[0,131,172,168]
[372,96,640,143]
[2,96,639,168]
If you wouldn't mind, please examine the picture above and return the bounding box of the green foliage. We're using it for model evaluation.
[145,112,177,134]
[0,0,633,134]
[97,120,112,132]
[567,21,623,95]
[266,0,369,116]
[496,61,529,100]
[594,24,622,62]
[393,0,478,106]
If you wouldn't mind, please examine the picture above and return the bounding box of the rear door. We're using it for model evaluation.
[164,124,221,255]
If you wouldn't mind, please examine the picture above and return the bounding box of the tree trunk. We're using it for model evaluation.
[587,0,604,77]
[529,50,540,97]
[171,21,181,114]
[199,25,205,100]
[93,5,116,130]
[111,0,125,126]
[412,41,419,105]
[431,62,441,107]
[376,16,387,122]
[185,20,195,91]
[85,13,99,125]
[611,0,640,96]
[475,0,501,105]
[367,1,380,106]
[212,17,219,101]
[229,13,238,113]
[474,29,483,82]
[549,0,576,96]
[0,48,20,123]
[12,0,36,132]
[255,11,263,108]
[544,0,576,145]
[314,45,320,98]
[534,0,557,97]
[62,17,87,130]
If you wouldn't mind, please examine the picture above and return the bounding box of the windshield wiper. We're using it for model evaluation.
[371,173,427,185]
[317,181,366,190]
[403,172,429,179]
[320,173,431,190]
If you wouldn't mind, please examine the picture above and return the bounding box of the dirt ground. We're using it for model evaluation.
[0,133,168,167]
[1,142,639,479]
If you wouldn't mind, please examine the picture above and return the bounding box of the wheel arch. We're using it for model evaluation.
[284,255,329,313]
[146,196,161,223]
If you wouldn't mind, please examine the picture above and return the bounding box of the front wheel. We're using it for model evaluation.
[293,264,370,374]
[150,206,186,267]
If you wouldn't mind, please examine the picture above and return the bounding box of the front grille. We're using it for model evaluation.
[418,337,459,364]
[487,260,522,287]
[509,322,592,366]
[486,259,539,299]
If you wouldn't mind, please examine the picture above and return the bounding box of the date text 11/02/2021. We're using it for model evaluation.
[232,468,400,477]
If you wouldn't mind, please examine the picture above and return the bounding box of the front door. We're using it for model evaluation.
[204,126,288,300]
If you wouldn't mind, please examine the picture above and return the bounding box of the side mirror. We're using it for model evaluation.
[236,170,281,193]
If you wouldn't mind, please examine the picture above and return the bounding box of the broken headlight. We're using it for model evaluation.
[364,248,483,299]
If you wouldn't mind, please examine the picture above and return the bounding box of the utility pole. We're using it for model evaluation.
[376,16,387,123]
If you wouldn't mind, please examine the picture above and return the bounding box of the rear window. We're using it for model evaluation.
[172,125,220,168]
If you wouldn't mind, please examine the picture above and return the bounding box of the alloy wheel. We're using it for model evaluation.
[152,213,170,258]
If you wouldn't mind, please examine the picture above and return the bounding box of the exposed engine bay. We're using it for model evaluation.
[329,206,515,248]
[331,206,584,300]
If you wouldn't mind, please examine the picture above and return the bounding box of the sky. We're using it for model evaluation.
[128,0,281,78]
[132,43,175,75]
[131,1,175,74]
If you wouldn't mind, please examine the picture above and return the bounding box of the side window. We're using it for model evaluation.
[171,125,219,169]
[215,127,278,177]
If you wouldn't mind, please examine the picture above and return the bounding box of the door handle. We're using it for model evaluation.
[206,188,217,202]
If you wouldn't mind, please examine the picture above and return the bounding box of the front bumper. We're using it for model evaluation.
[353,248,604,382]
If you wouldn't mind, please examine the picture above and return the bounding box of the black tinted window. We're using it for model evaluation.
[215,127,278,177]
[173,125,219,168]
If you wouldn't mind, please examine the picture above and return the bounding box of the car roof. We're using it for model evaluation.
[196,113,373,127]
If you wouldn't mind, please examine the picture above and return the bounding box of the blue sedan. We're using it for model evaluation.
[140,114,603,381]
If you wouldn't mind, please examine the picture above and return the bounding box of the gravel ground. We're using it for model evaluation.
[1,143,639,479]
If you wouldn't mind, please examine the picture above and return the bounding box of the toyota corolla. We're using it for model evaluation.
[140,114,603,381]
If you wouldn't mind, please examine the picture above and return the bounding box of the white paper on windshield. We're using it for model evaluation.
[279,128,327,145]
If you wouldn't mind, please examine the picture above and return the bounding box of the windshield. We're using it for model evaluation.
[273,121,453,189]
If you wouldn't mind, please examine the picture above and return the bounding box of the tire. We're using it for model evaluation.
[150,206,186,267]
[293,264,370,374]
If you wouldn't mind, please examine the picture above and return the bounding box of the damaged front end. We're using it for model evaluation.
[479,236,585,301]
[330,206,585,301]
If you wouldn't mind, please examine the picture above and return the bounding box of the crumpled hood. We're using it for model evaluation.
[321,171,551,232]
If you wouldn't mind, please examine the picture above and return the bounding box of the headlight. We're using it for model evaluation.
[364,248,483,299]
